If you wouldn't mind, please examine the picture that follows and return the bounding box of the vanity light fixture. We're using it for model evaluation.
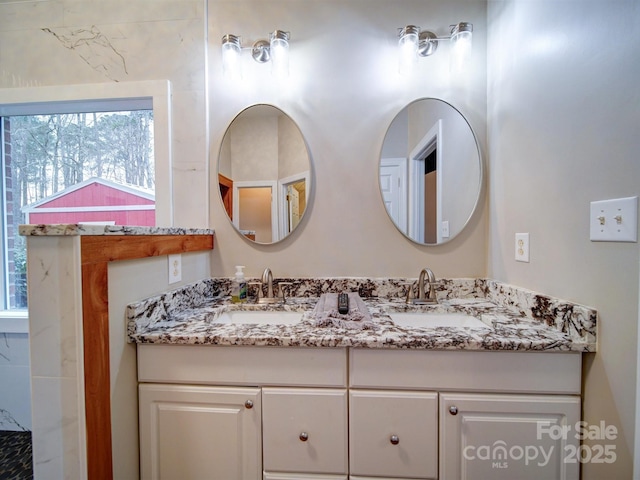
[222,34,242,79]
[221,30,291,79]
[397,22,473,76]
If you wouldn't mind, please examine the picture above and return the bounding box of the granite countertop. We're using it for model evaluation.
[127,278,597,352]
[19,223,214,236]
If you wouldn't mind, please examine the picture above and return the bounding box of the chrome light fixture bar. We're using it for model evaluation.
[222,30,291,79]
[397,22,473,75]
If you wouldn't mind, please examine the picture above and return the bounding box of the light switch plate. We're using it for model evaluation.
[515,233,530,262]
[590,196,638,242]
[441,220,450,238]
[168,254,182,284]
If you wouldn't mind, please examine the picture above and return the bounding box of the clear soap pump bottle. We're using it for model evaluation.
[231,265,247,303]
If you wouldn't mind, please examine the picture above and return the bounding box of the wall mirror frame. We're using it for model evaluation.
[217,104,312,245]
[379,97,483,245]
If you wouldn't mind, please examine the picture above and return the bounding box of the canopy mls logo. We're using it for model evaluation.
[463,421,618,469]
[463,441,554,468]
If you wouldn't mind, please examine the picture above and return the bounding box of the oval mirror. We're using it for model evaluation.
[218,105,311,244]
[379,98,482,245]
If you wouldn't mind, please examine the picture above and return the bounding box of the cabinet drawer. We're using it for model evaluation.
[349,389,438,479]
[350,349,581,394]
[262,388,348,475]
[138,345,348,387]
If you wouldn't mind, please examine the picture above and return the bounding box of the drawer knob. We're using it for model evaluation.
[449,405,459,415]
[390,435,400,445]
[244,400,254,409]
[299,432,309,442]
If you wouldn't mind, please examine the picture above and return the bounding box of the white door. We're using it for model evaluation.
[287,184,300,231]
[379,158,407,233]
[408,119,442,243]
[233,180,279,243]
[440,393,580,480]
[139,384,262,480]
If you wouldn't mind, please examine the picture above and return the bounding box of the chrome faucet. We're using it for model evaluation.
[249,267,293,304]
[253,267,283,304]
[409,267,439,304]
[262,267,275,299]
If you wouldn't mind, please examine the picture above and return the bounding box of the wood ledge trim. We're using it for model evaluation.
[81,234,213,264]
[80,234,213,479]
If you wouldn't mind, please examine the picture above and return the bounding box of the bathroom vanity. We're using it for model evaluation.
[137,345,580,480]
[129,277,595,480]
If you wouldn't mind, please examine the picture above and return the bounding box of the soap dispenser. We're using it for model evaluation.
[231,265,247,303]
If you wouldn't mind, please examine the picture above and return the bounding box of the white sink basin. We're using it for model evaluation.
[213,310,303,325]
[389,312,489,328]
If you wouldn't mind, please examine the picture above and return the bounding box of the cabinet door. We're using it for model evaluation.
[349,389,438,479]
[440,393,580,480]
[139,384,261,480]
[262,387,348,475]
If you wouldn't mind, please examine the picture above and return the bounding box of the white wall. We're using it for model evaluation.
[108,251,211,479]
[208,0,488,279]
[487,1,640,477]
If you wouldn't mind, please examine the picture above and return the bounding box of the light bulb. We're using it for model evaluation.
[222,34,242,80]
[398,25,419,76]
[450,23,473,78]
[270,30,289,78]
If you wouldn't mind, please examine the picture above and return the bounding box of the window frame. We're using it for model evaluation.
[0,80,173,333]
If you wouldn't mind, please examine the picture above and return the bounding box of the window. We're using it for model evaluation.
[1,110,154,309]
[0,81,172,321]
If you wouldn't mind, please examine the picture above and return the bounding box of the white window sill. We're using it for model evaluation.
[0,311,29,333]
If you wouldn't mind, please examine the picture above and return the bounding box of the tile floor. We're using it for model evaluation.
[0,431,32,480]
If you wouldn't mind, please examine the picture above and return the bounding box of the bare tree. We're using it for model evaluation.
[9,110,154,209]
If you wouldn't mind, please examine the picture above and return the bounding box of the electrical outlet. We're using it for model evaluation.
[168,254,182,284]
[590,196,638,242]
[515,233,530,263]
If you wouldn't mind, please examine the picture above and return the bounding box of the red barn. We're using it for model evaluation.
[23,177,155,226]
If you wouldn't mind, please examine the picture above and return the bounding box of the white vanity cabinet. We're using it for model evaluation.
[137,345,349,480]
[137,345,582,480]
[349,349,582,480]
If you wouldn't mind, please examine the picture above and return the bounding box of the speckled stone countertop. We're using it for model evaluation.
[127,278,597,352]
[19,223,213,236]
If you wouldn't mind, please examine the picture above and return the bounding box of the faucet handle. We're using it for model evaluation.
[278,282,293,302]
[425,280,441,302]
[248,282,263,302]
[404,281,416,303]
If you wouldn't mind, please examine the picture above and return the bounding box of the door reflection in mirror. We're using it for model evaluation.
[380,98,482,245]
[235,183,276,243]
[283,179,306,234]
[217,104,311,244]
